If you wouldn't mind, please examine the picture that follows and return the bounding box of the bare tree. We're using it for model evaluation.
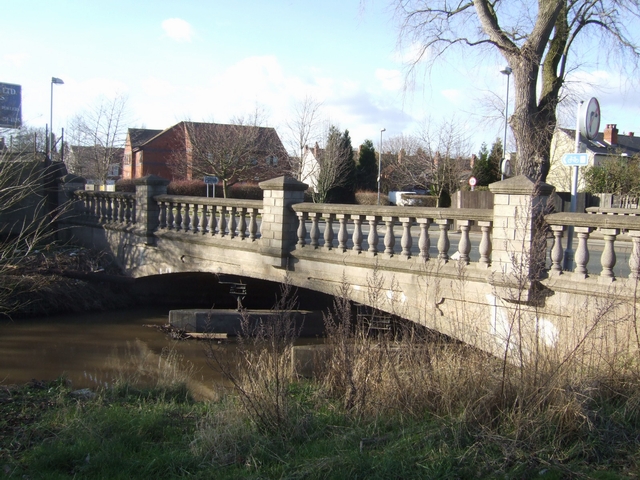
[0,129,67,316]
[395,0,640,181]
[285,95,324,181]
[67,94,129,183]
[170,118,287,198]
[383,118,471,197]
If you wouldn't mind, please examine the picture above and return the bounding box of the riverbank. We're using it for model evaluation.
[2,373,638,479]
[2,246,135,318]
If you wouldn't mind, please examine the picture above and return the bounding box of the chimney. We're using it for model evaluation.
[314,142,319,159]
[629,132,635,137]
[604,124,618,146]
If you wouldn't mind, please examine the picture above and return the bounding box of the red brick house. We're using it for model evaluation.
[121,121,287,184]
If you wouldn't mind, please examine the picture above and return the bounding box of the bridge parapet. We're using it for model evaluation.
[291,203,493,266]
[154,195,263,240]
[75,190,136,227]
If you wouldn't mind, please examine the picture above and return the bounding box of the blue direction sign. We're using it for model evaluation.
[204,176,219,184]
[561,153,588,167]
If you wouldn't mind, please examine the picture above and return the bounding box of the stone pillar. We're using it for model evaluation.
[489,175,554,299]
[57,173,86,243]
[134,174,170,245]
[259,176,308,267]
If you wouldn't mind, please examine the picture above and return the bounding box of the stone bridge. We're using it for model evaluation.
[59,174,640,358]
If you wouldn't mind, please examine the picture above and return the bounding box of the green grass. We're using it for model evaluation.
[1,378,638,479]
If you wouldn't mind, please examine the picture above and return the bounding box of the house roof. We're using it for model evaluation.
[69,145,124,160]
[558,128,640,157]
[127,128,163,149]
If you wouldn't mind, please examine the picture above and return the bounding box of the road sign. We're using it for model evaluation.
[0,82,22,128]
[204,176,219,185]
[561,153,588,167]
[468,176,477,187]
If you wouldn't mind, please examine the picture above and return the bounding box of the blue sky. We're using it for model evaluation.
[3,0,640,155]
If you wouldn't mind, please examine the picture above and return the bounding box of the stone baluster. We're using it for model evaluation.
[549,225,565,273]
[182,203,191,232]
[218,206,227,236]
[457,220,473,264]
[158,201,167,229]
[112,197,119,224]
[417,219,431,261]
[435,219,451,262]
[399,217,413,258]
[383,216,395,255]
[296,212,307,246]
[174,202,182,231]
[629,231,640,280]
[352,215,364,253]
[337,214,348,252]
[310,212,320,248]
[599,228,619,280]
[229,207,237,238]
[478,221,492,267]
[167,202,175,230]
[323,214,334,250]
[573,226,593,278]
[199,205,208,234]
[125,198,133,224]
[367,216,379,254]
[96,196,104,223]
[249,208,258,241]
[120,197,128,224]
[237,207,247,239]
[208,205,217,235]
[191,203,200,233]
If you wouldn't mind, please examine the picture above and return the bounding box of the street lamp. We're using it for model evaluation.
[49,77,64,163]
[500,66,512,180]
[377,128,386,205]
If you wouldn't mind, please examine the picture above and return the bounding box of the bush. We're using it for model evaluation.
[167,180,209,197]
[115,179,136,193]
[355,190,390,205]
[228,182,262,200]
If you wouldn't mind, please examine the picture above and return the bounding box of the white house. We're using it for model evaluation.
[547,124,640,192]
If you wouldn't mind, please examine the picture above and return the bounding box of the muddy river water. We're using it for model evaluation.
[0,307,256,396]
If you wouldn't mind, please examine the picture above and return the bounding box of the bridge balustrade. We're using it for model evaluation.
[154,195,263,240]
[75,191,136,227]
[291,204,494,266]
[545,212,640,280]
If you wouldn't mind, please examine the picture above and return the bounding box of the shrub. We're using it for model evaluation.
[355,190,389,205]
[115,179,136,193]
[229,182,262,200]
[167,180,208,197]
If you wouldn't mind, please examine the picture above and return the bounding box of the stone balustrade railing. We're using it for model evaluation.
[75,191,136,226]
[291,203,494,265]
[545,212,640,280]
[154,195,263,240]
[586,207,640,219]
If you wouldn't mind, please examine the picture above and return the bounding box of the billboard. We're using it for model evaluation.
[0,82,22,129]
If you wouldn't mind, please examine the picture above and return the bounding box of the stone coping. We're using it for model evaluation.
[291,203,494,222]
[546,212,640,230]
[586,207,640,215]
[154,195,263,208]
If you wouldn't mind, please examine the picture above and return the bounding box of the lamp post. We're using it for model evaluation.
[49,77,64,163]
[500,66,512,180]
[377,128,386,205]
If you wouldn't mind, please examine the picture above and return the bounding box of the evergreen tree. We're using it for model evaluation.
[356,139,377,191]
[313,126,356,203]
[472,139,502,186]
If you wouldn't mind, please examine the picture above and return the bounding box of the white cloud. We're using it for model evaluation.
[441,89,463,104]
[375,69,403,91]
[140,77,177,97]
[161,18,194,42]
[3,53,29,67]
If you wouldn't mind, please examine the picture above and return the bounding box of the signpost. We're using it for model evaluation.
[204,176,219,198]
[0,82,22,129]
[468,176,477,191]
[564,98,600,271]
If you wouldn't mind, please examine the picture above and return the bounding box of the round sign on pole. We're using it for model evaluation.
[579,97,600,140]
[468,176,477,187]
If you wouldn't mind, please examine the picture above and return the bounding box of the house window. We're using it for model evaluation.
[108,164,120,177]
[266,155,278,166]
[123,153,131,165]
